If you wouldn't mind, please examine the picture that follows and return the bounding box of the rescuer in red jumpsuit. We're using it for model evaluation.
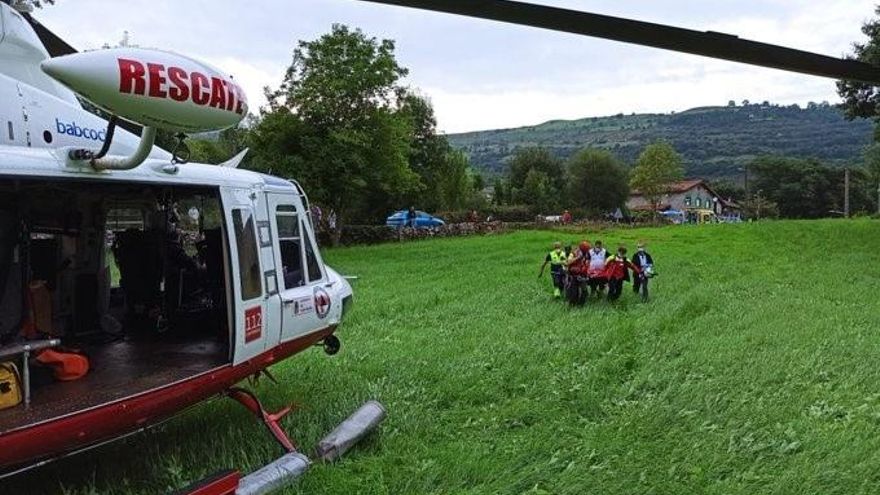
[602,245,641,301]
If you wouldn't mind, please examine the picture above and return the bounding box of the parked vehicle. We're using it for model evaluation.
[386,210,445,228]
[659,209,686,224]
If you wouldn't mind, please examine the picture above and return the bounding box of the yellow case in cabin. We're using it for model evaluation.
[0,362,22,410]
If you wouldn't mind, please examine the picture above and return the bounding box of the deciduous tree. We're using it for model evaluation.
[398,93,476,211]
[508,147,564,211]
[435,150,473,211]
[630,141,684,213]
[492,178,508,205]
[521,169,556,213]
[864,144,880,210]
[837,6,880,125]
[566,148,629,213]
[252,25,420,239]
[748,156,875,218]
[709,179,745,202]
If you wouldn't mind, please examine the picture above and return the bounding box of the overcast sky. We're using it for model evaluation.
[36,0,878,133]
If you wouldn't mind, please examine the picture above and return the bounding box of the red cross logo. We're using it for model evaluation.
[314,287,331,319]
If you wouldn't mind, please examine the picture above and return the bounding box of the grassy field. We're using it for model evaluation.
[11,219,880,494]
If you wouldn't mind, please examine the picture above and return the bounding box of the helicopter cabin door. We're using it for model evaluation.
[267,192,327,343]
[221,187,270,364]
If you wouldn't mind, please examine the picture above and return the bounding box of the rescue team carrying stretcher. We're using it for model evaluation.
[538,240,656,304]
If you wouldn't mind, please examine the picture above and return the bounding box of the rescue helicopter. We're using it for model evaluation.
[3,0,880,493]
[0,1,383,493]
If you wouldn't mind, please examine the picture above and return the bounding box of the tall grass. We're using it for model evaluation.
[12,219,880,494]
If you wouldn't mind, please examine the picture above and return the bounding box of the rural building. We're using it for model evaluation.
[627,179,739,216]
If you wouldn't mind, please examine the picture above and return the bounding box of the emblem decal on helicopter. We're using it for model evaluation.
[55,118,107,141]
[117,58,246,115]
[314,287,331,319]
[293,296,314,316]
[244,306,262,343]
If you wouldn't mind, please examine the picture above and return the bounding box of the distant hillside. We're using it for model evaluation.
[447,103,875,179]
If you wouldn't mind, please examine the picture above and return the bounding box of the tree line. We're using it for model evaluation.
[711,156,879,219]
[493,139,880,220]
[491,142,684,217]
[186,16,880,228]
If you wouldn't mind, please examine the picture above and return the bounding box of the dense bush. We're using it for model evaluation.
[627,210,652,224]
[338,225,396,245]
[318,222,508,246]
[436,205,537,223]
[433,210,472,223]
[317,212,675,247]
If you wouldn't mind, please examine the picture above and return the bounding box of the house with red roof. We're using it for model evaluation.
[627,179,740,215]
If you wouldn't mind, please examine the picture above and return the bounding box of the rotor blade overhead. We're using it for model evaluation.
[20,13,151,137]
[359,0,880,84]
[22,13,77,57]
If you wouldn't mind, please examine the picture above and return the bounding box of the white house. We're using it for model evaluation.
[627,179,739,215]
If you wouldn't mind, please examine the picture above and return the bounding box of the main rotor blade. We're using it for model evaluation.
[22,13,77,57]
[358,0,880,84]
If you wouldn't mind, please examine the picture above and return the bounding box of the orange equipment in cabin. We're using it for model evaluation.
[35,349,89,381]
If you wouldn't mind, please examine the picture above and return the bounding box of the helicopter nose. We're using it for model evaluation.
[40,56,84,90]
[40,57,67,80]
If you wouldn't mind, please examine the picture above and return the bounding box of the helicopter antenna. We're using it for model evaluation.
[171,134,190,164]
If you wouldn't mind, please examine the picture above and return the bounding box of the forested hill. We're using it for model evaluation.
[447,103,875,178]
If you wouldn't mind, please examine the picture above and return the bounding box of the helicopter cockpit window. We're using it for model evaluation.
[276,205,304,290]
[302,220,322,283]
[232,208,262,300]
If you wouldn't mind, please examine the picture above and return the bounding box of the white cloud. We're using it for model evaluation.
[199,57,282,115]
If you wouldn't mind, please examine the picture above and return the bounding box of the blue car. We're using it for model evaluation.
[385,210,445,228]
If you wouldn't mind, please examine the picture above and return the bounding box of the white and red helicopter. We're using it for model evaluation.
[0,1,382,492]
[3,0,880,493]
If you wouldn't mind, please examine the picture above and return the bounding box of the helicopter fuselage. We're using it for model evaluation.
[0,0,352,474]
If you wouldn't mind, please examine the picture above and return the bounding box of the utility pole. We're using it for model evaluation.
[844,168,850,218]
[756,190,762,221]
[739,166,750,220]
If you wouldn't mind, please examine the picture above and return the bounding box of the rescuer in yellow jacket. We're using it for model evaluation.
[538,241,567,298]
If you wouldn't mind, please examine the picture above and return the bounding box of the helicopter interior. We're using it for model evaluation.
[0,178,230,433]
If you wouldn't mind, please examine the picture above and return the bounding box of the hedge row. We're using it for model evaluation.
[435,205,535,223]
[436,205,635,224]
[316,216,668,247]
[317,221,506,246]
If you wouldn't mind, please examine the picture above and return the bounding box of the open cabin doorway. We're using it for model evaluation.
[0,178,232,434]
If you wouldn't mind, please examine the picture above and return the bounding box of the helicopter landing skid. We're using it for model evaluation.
[179,398,386,494]
[226,387,297,452]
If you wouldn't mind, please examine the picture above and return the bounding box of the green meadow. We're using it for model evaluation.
[12,219,880,494]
